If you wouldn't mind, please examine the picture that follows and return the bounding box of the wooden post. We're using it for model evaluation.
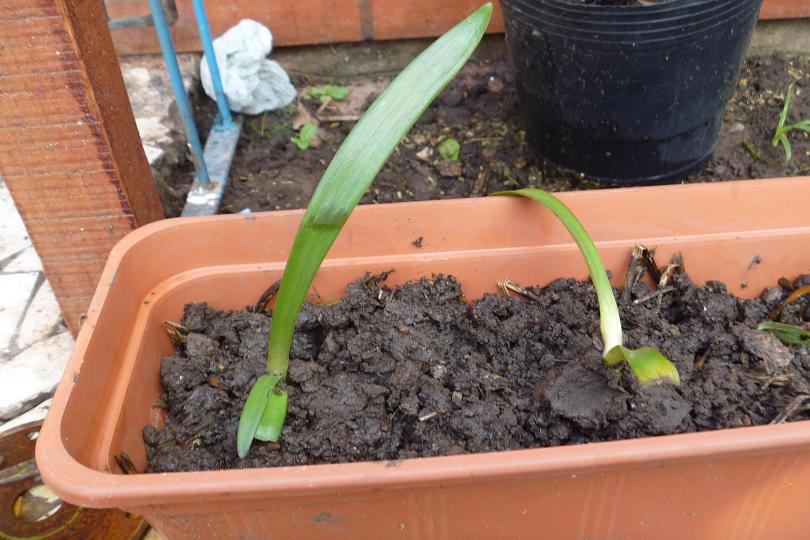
[0,0,164,334]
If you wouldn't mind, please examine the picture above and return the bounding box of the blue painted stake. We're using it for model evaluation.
[192,0,234,129]
[147,0,210,184]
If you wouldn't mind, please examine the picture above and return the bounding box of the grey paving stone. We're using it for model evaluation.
[0,331,73,421]
[0,272,38,356]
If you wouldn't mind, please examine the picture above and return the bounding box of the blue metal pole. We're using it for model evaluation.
[192,0,234,129]
[147,0,210,183]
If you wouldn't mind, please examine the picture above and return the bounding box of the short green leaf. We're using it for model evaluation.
[776,83,794,136]
[758,321,810,345]
[291,123,317,150]
[606,345,681,385]
[237,373,282,458]
[782,136,793,163]
[438,137,461,161]
[791,119,810,133]
[255,387,288,442]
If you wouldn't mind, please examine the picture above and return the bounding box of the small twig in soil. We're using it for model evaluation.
[694,341,714,370]
[467,136,502,143]
[164,321,188,347]
[470,169,490,197]
[658,259,682,288]
[770,284,810,321]
[741,140,777,165]
[114,452,139,474]
[316,114,361,123]
[640,246,662,284]
[182,431,205,449]
[623,245,647,303]
[747,372,790,389]
[255,280,281,313]
[497,279,542,302]
[418,411,439,422]
[316,95,332,115]
[207,375,227,390]
[771,395,810,424]
[633,286,676,305]
[363,270,394,289]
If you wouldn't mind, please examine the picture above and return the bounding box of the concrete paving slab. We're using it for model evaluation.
[0,331,73,420]
[0,398,50,435]
[0,272,38,355]
[17,279,64,351]
[3,245,42,274]
[0,179,31,263]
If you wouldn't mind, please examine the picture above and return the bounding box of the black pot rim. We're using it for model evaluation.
[504,0,760,45]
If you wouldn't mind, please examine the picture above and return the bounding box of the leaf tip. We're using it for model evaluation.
[610,346,681,386]
[466,2,493,31]
[628,346,681,386]
[236,412,256,459]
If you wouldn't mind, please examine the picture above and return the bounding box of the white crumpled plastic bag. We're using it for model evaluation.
[200,19,296,115]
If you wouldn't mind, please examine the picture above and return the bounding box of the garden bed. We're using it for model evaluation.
[162,52,810,216]
[145,260,810,472]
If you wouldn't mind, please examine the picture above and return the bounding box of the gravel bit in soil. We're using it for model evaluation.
[162,54,810,216]
[145,265,810,472]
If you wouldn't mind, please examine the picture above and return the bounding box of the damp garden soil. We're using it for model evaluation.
[144,259,810,473]
[161,53,810,216]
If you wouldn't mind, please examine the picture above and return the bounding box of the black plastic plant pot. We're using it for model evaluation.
[501,0,763,184]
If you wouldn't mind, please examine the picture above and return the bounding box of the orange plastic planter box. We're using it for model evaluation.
[38,178,810,539]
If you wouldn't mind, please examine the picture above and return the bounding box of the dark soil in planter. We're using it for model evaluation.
[161,53,810,216]
[144,264,810,473]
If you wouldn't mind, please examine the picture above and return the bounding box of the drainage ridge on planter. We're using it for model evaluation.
[502,0,763,184]
[507,0,758,45]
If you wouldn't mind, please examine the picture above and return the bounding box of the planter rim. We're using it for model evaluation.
[86,175,810,248]
[37,176,810,509]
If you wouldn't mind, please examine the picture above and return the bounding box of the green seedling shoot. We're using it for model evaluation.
[291,123,317,150]
[309,84,350,103]
[438,137,461,161]
[772,83,810,162]
[237,3,493,458]
[758,321,810,345]
[492,189,681,386]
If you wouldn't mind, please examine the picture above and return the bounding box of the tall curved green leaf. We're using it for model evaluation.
[236,3,493,458]
[269,3,492,373]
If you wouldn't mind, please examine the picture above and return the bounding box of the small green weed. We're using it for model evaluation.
[438,137,461,161]
[309,85,350,103]
[772,83,810,162]
[290,123,317,150]
[758,321,810,345]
